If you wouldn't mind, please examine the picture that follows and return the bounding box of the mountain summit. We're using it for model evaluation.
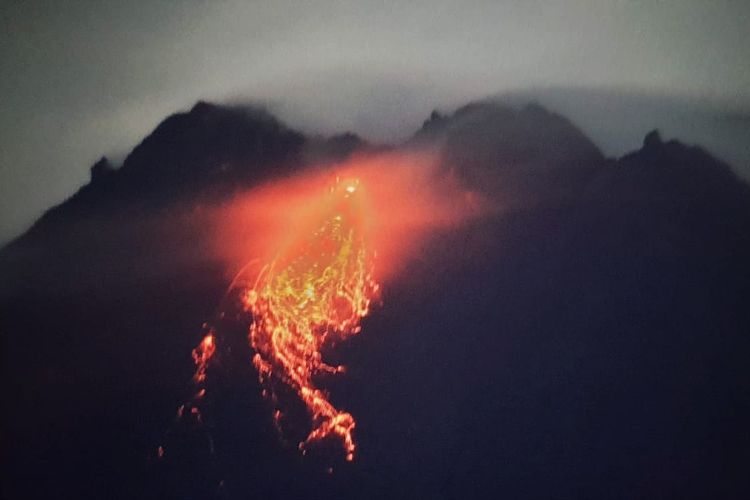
[2,101,750,500]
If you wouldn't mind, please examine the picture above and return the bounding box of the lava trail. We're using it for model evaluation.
[167,151,483,463]
[243,178,377,461]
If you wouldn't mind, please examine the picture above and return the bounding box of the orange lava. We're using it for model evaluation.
[242,178,377,460]
[174,150,485,462]
[178,330,217,423]
[192,331,216,386]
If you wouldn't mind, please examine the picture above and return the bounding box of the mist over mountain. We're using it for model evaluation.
[496,87,750,180]
[2,100,749,499]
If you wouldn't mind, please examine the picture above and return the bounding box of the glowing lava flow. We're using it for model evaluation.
[175,328,216,424]
[189,330,216,407]
[167,152,484,464]
[243,178,377,461]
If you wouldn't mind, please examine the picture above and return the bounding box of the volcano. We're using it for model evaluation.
[2,100,750,499]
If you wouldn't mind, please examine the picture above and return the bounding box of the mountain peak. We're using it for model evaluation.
[190,100,217,115]
[3,98,750,500]
[112,101,305,197]
[89,156,114,183]
[643,129,662,150]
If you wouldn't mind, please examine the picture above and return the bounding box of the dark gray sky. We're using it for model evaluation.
[2,0,749,245]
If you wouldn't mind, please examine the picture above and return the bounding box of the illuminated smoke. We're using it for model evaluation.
[165,151,484,463]
[244,177,377,461]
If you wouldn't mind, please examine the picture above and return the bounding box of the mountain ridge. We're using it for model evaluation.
[9,98,748,255]
[3,99,750,499]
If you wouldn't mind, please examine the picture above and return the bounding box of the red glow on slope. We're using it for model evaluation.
[192,332,216,385]
[176,150,483,461]
[215,151,484,285]
[242,176,377,460]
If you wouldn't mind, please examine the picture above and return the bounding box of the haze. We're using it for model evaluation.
[2,0,749,245]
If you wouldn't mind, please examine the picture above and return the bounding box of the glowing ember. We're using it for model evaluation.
[243,177,377,461]
[180,329,216,423]
[192,330,216,386]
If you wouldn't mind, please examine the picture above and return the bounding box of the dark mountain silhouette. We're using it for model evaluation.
[2,100,749,500]
[494,87,750,178]
[412,101,604,204]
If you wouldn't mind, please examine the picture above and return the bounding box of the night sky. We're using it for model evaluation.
[2,0,750,245]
